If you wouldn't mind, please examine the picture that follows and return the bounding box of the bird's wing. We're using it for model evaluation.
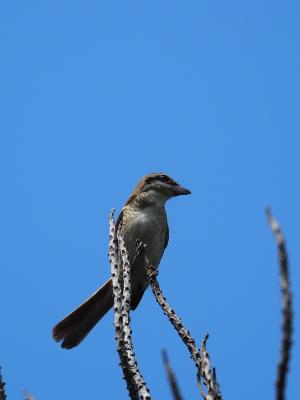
[115,209,123,231]
[164,223,169,249]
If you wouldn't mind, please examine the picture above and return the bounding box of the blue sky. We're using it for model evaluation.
[0,1,299,399]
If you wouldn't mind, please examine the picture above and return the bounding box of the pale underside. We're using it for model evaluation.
[119,202,168,309]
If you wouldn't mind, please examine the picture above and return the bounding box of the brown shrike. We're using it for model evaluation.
[52,173,191,349]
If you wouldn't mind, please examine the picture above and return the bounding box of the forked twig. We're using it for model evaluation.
[109,210,137,398]
[198,335,222,400]
[118,231,151,399]
[109,210,151,400]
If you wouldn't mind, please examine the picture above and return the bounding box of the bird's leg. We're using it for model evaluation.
[134,240,158,281]
[130,239,146,269]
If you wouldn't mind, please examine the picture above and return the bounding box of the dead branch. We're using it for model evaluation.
[198,335,222,400]
[109,210,151,400]
[139,245,222,399]
[162,349,183,400]
[117,231,151,399]
[0,368,7,400]
[109,210,138,399]
[266,208,293,400]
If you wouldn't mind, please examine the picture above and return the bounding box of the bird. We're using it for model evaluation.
[52,172,191,349]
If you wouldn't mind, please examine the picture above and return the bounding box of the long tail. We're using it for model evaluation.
[52,279,113,349]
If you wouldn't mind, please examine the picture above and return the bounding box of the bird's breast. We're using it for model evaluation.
[121,206,167,268]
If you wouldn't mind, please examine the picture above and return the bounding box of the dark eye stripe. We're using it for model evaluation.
[146,174,178,186]
[148,175,167,183]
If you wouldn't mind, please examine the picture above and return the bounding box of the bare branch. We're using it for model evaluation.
[117,231,151,400]
[109,210,151,399]
[109,210,139,399]
[266,208,293,400]
[140,245,222,399]
[0,368,7,400]
[145,260,202,372]
[162,350,183,400]
[198,335,222,400]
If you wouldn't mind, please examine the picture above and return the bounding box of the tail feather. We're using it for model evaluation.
[52,278,113,349]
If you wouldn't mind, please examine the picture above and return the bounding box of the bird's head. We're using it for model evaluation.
[126,173,191,206]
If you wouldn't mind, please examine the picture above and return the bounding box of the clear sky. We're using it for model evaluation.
[0,1,299,399]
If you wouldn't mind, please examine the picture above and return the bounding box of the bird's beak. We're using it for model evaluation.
[172,185,191,196]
